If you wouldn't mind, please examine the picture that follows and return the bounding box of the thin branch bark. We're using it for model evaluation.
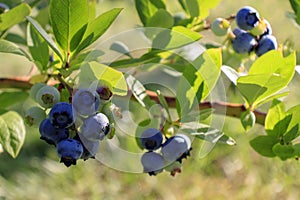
[0,78,266,125]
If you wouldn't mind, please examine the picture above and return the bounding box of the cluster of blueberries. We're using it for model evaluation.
[25,83,111,167]
[210,6,277,57]
[139,128,191,176]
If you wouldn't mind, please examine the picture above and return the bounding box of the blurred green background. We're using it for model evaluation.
[1,0,300,199]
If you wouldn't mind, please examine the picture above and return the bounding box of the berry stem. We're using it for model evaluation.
[55,74,73,95]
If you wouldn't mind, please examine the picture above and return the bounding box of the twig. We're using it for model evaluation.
[0,78,266,125]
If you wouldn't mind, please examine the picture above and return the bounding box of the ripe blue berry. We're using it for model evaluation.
[49,102,75,128]
[39,118,69,146]
[56,138,83,167]
[36,85,60,108]
[232,31,256,54]
[24,106,46,127]
[255,35,277,57]
[141,151,164,176]
[140,128,163,151]
[72,89,100,116]
[80,113,110,141]
[161,134,191,163]
[210,18,230,36]
[77,135,100,160]
[236,6,260,31]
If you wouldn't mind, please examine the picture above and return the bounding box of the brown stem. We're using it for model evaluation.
[146,91,266,125]
[0,78,266,125]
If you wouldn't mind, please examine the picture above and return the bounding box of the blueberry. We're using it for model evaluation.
[140,128,163,151]
[161,134,191,163]
[36,85,60,108]
[0,3,9,14]
[232,31,256,54]
[76,134,99,160]
[56,138,84,167]
[141,151,164,176]
[255,35,277,57]
[72,88,100,116]
[49,102,75,128]
[260,19,272,36]
[210,18,230,36]
[80,113,110,141]
[24,106,46,127]
[236,6,260,30]
[29,83,46,100]
[232,28,244,37]
[39,118,69,146]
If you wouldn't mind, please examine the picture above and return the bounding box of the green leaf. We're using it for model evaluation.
[50,0,89,53]
[187,126,236,145]
[126,75,154,108]
[176,48,221,118]
[4,33,27,45]
[292,143,300,157]
[0,39,31,60]
[272,143,295,160]
[156,90,172,122]
[178,0,221,18]
[0,3,31,32]
[221,65,240,85]
[178,0,199,17]
[69,49,104,69]
[240,110,256,131]
[75,8,122,54]
[0,111,26,158]
[146,9,174,28]
[237,51,295,107]
[88,0,97,22]
[265,99,286,131]
[289,0,300,14]
[250,135,278,157]
[152,26,202,50]
[134,0,166,25]
[286,104,300,139]
[198,0,222,19]
[110,41,131,58]
[266,114,292,138]
[27,24,49,72]
[79,62,127,96]
[0,91,28,109]
[283,125,299,144]
[26,16,63,61]
[109,54,161,69]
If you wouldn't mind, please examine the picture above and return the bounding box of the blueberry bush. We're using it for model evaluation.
[0,0,300,180]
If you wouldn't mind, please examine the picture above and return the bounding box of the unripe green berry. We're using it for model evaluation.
[36,85,60,108]
[24,106,46,127]
[211,18,230,36]
[29,83,46,100]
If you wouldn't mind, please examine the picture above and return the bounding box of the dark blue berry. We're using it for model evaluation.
[56,139,83,167]
[39,118,69,146]
[232,31,256,54]
[49,102,75,128]
[140,128,163,151]
[236,6,260,31]
[255,35,277,57]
